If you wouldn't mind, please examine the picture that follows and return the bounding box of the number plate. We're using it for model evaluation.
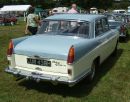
[27,58,51,67]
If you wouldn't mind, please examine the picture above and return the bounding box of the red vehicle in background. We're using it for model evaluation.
[0,14,17,25]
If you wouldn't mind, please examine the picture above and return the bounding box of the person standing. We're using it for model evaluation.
[68,3,78,14]
[25,6,40,35]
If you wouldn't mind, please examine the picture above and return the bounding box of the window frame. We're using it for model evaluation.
[37,19,90,38]
[95,17,110,37]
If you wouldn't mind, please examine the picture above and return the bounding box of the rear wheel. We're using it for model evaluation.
[88,61,96,81]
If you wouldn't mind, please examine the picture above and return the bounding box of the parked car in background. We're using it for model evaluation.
[126,13,130,26]
[127,6,130,14]
[0,14,17,25]
[90,7,98,14]
[126,13,130,21]
[112,9,126,14]
[105,13,129,41]
[113,13,129,24]
[104,13,118,21]
[52,7,68,14]
[104,13,129,23]
[5,14,119,87]
[108,20,129,41]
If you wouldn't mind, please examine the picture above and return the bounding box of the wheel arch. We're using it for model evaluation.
[93,56,100,69]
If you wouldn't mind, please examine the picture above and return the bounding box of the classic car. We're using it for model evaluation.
[5,14,119,87]
[105,13,129,41]
[113,13,129,23]
[104,13,118,21]
[108,19,129,41]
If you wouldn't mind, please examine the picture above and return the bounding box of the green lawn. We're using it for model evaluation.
[0,22,130,102]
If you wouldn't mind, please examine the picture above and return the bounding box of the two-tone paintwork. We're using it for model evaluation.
[5,14,119,86]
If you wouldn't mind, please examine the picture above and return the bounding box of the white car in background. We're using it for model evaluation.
[112,9,126,14]
[90,7,98,14]
[52,7,68,14]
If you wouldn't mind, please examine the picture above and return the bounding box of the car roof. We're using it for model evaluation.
[46,14,105,22]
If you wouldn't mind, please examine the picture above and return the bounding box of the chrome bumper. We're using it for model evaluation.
[5,67,77,86]
[120,33,126,37]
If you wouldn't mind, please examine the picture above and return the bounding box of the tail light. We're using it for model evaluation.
[67,46,75,64]
[7,40,14,56]
[120,25,125,33]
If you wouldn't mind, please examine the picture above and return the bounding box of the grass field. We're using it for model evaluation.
[0,22,130,102]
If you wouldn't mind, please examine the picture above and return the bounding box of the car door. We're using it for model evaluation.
[95,18,115,63]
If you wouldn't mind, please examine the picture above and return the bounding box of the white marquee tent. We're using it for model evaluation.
[0,5,31,20]
[0,5,31,12]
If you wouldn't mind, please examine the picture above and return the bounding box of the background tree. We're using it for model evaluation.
[0,0,129,9]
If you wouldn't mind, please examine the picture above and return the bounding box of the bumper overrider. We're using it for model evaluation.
[120,34,126,37]
[5,67,77,86]
[119,32,127,38]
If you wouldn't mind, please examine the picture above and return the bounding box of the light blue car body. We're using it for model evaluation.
[6,14,119,86]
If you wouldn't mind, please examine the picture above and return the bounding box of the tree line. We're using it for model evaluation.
[0,0,130,9]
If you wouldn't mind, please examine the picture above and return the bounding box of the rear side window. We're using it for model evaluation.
[95,19,103,37]
[95,18,109,37]
[38,20,90,38]
[101,18,109,32]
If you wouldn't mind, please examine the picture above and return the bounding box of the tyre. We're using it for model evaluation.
[88,61,96,82]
